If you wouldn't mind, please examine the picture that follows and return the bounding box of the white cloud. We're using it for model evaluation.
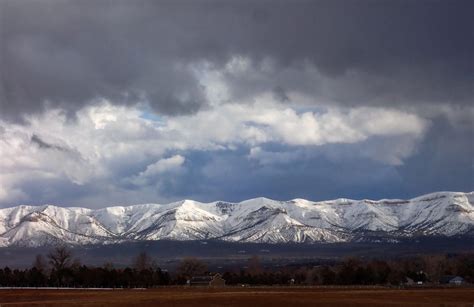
[168,101,428,147]
[141,155,185,176]
[0,99,429,205]
[248,147,303,165]
[129,155,185,186]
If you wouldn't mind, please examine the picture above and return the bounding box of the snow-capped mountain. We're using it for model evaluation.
[0,191,472,247]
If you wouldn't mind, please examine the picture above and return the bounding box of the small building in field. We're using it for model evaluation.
[209,273,226,287]
[189,273,225,287]
[440,275,465,285]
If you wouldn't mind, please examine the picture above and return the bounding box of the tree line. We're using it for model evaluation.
[223,254,474,286]
[0,247,171,288]
[0,247,472,287]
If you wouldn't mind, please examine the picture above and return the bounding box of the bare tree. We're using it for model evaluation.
[133,251,153,271]
[47,245,73,271]
[422,254,446,282]
[247,255,263,275]
[47,246,74,286]
[32,254,47,272]
[177,257,207,279]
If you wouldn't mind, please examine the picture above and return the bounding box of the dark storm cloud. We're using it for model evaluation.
[1,0,473,121]
[397,116,474,195]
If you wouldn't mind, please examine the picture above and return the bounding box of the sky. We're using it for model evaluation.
[0,0,473,208]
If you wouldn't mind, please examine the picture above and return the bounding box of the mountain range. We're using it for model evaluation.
[0,191,472,247]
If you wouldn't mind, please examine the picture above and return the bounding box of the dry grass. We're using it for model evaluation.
[0,287,473,306]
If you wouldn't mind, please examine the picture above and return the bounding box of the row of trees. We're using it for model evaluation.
[225,254,474,286]
[259,254,473,285]
[0,247,172,288]
[0,247,211,287]
[0,247,472,287]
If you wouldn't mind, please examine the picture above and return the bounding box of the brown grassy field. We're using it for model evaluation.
[0,287,473,306]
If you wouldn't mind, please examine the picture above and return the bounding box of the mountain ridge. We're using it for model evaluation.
[0,191,473,247]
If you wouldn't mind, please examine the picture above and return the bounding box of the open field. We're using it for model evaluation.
[0,287,473,306]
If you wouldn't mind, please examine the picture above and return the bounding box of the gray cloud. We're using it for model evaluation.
[1,0,473,121]
[31,134,68,152]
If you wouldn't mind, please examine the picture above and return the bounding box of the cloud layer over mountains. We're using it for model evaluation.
[0,0,473,207]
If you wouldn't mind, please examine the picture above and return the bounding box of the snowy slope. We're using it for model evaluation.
[0,191,472,247]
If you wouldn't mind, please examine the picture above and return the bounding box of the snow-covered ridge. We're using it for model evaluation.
[0,191,472,247]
